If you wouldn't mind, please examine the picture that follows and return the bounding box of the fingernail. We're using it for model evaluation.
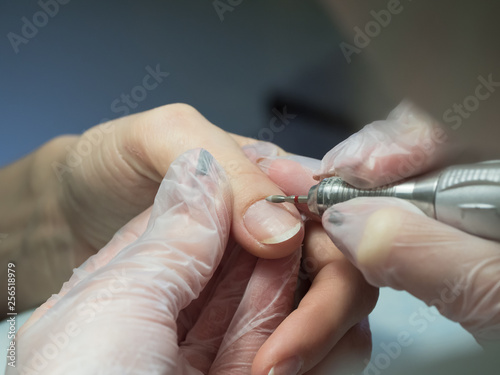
[242,141,280,162]
[244,200,301,245]
[255,157,274,175]
[387,99,427,125]
[268,356,303,375]
[327,208,344,226]
[257,155,320,175]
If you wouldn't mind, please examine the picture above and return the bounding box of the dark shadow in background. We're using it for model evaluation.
[0,0,358,166]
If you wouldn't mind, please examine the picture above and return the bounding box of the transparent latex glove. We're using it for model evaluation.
[316,101,500,345]
[314,100,464,188]
[10,149,300,375]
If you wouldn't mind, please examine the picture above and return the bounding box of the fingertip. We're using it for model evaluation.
[221,147,306,259]
[255,157,319,196]
[315,101,454,188]
[321,198,425,268]
[234,148,320,257]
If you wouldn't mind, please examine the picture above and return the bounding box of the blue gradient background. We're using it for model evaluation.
[0,0,359,166]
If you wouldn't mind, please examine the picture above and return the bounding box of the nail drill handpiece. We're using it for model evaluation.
[266,161,500,241]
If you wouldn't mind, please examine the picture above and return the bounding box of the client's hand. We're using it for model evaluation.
[12,104,302,312]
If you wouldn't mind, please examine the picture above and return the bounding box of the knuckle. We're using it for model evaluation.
[134,103,202,136]
[151,102,201,124]
[136,103,212,149]
[128,103,202,152]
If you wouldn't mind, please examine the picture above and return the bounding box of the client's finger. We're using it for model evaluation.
[101,104,304,258]
[252,221,378,375]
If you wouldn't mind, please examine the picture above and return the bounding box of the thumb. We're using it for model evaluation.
[315,100,462,188]
[322,197,500,344]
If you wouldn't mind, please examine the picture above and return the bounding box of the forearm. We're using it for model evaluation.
[0,137,74,316]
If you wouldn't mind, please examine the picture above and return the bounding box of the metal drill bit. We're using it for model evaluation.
[264,160,500,242]
[266,195,308,204]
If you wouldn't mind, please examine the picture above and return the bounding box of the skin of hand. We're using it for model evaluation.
[11,149,303,375]
[316,102,500,345]
[0,103,304,314]
[246,143,378,374]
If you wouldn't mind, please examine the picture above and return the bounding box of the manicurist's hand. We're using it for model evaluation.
[10,149,302,374]
[316,101,500,345]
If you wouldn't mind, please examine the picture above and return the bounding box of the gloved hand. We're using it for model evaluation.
[315,101,500,345]
[10,149,301,375]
